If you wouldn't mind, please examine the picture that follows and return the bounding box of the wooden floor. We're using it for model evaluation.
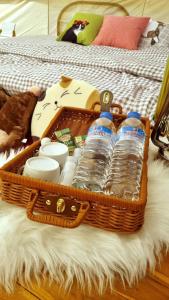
[0,252,169,300]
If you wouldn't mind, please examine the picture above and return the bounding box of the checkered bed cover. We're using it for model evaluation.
[0,36,168,122]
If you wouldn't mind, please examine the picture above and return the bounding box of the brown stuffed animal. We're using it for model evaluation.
[0,88,10,109]
[0,87,42,152]
[147,21,164,45]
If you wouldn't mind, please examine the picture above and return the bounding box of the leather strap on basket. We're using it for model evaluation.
[26,190,90,228]
[91,99,123,114]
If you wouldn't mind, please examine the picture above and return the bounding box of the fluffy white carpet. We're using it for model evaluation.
[0,143,169,293]
[0,147,25,167]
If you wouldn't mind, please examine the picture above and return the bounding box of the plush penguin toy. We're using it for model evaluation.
[31,76,100,138]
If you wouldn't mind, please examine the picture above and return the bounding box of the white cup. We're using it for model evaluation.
[23,156,60,183]
[39,142,69,169]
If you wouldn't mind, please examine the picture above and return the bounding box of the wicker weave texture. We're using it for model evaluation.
[0,107,150,232]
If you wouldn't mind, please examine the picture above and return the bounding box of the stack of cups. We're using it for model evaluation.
[23,138,69,183]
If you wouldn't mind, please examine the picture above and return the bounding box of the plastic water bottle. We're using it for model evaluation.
[72,112,116,192]
[59,156,77,186]
[104,112,145,201]
[59,148,82,186]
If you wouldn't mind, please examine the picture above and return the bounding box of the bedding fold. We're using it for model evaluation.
[0,36,168,122]
[0,36,168,80]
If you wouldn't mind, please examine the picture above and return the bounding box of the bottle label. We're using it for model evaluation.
[86,125,112,142]
[118,126,145,143]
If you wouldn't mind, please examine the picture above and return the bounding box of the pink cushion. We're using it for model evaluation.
[92,16,150,50]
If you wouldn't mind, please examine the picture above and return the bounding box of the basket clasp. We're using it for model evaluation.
[56,198,65,213]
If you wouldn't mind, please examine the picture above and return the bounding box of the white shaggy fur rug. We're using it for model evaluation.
[0,143,169,293]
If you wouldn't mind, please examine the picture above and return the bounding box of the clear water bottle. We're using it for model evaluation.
[59,148,82,186]
[59,156,77,186]
[72,112,116,192]
[104,111,145,201]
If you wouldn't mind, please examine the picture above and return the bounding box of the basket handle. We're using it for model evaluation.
[26,190,90,228]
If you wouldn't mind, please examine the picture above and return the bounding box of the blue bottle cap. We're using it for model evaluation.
[127,111,141,119]
[100,112,113,121]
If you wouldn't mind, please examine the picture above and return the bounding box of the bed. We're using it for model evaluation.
[0,1,168,123]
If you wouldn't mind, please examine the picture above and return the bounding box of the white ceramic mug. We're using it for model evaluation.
[23,156,60,183]
[39,142,69,169]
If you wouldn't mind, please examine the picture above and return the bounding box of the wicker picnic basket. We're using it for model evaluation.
[0,107,150,233]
